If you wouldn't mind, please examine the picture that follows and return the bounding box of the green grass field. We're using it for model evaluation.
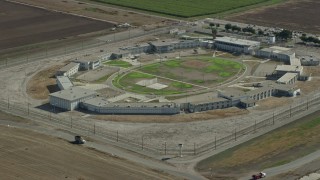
[112,56,242,95]
[113,72,185,95]
[90,0,271,17]
[140,56,243,85]
[104,60,132,68]
[196,112,320,179]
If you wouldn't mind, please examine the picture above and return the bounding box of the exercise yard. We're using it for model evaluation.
[113,56,243,95]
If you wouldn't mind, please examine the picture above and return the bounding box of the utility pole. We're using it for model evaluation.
[117,130,119,142]
[164,142,167,155]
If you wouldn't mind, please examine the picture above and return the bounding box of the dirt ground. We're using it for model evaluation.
[91,107,249,123]
[26,65,63,100]
[254,96,293,111]
[0,1,114,50]
[227,0,320,33]
[13,0,168,27]
[0,125,176,180]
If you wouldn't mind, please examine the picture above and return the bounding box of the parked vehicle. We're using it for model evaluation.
[252,172,266,180]
[74,136,86,144]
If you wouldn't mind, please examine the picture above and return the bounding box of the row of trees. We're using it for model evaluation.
[224,23,255,34]
[300,34,320,44]
[223,23,294,41]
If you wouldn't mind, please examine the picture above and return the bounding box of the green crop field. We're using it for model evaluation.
[90,0,270,17]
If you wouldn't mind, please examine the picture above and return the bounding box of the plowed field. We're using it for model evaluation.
[0,1,113,50]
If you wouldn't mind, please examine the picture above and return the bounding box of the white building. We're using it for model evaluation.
[74,56,101,70]
[214,37,260,54]
[56,76,73,90]
[49,87,97,111]
[256,46,295,62]
[300,56,320,66]
[56,62,79,77]
[276,73,298,84]
[275,65,303,76]
[81,97,180,115]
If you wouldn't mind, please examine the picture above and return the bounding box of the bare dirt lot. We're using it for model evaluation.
[0,1,113,50]
[26,65,63,100]
[12,0,167,27]
[227,0,320,33]
[0,124,175,180]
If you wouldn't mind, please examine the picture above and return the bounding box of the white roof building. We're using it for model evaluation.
[49,87,97,111]
[56,62,79,77]
[277,73,298,84]
[214,37,260,54]
[56,76,73,90]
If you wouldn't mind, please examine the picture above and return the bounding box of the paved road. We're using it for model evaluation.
[238,150,320,180]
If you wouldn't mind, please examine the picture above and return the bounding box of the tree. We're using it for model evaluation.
[231,25,241,32]
[242,27,256,34]
[276,29,292,40]
[258,29,264,36]
[225,23,232,31]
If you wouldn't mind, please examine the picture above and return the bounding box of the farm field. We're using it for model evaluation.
[196,110,320,180]
[0,123,176,180]
[0,1,113,50]
[90,0,270,17]
[113,57,243,95]
[227,0,320,33]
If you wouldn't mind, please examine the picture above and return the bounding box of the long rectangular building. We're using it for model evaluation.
[81,97,180,115]
[214,37,260,54]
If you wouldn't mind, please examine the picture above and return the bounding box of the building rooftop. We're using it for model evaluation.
[58,62,79,72]
[290,58,301,66]
[270,46,291,51]
[119,43,150,51]
[49,87,96,101]
[277,73,298,84]
[300,55,320,62]
[260,46,295,56]
[215,37,260,46]
[83,97,177,108]
[56,76,73,90]
[150,41,176,47]
[75,55,101,63]
[276,65,303,72]
[191,97,228,104]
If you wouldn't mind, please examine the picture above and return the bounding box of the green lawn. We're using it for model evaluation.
[90,0,270,17]
[104,60,132,68]
[141,56,243,84]
[113,72,185,95]
[112,56,243,95]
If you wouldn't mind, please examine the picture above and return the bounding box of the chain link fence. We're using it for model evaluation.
[1,92,320,157]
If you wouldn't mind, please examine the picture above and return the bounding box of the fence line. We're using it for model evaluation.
[1,92,320,156]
